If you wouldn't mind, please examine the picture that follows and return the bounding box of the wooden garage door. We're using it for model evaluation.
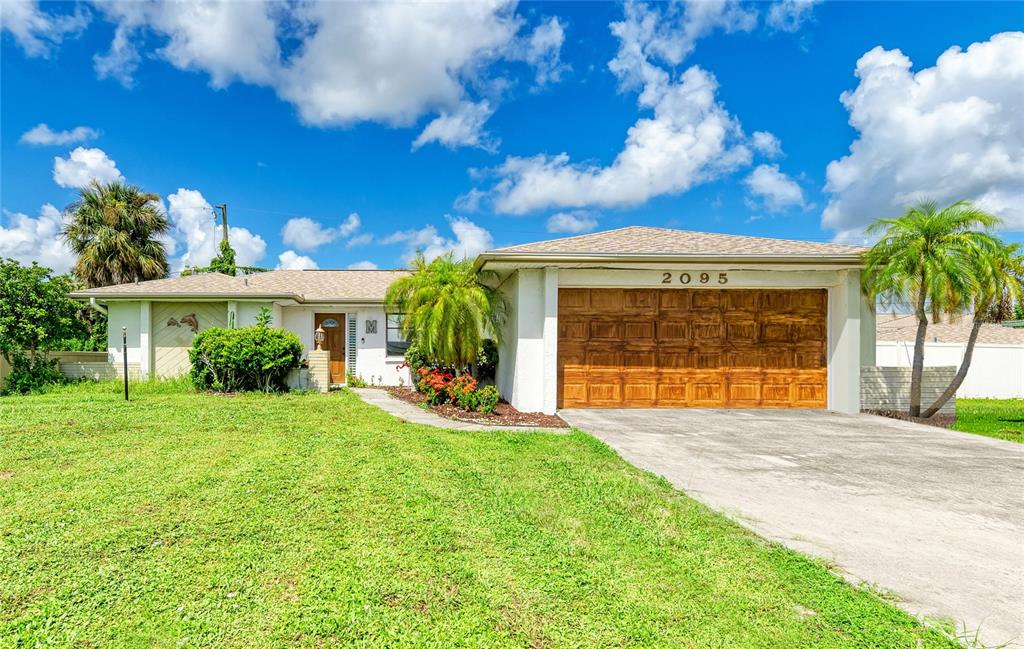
[558,288,827,409]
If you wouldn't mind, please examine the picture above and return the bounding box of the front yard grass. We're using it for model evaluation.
[0,381,956,647]
[954,398,1024,443]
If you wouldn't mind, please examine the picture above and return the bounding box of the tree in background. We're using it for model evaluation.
[921,242,1024,417]
[385,253,506,373]
[207,239,237,276]
[63,180,170,288]
[862,200,1000,417]
[0,260,84,394]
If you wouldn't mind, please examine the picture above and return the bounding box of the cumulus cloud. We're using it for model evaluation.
[743,164,806,211]
[166,188,266,271]
[383,217,493,263]
[823,32,1024,240]
[765,0,822,32]
[471,2,752,214]
[52,147,124,188]
[751,130,782,158]
[547,211,598,234]
[92,1,280,88]
[20,123,99,146]
[276,250,319,270]
[0,0,89,58]
[0,204,73,273]
[347,260,379,270]
[347,233,373,248]
[413,101,498,152]
[280,213,361,252]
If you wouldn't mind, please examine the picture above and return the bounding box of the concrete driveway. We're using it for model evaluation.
[559,408,1024,647]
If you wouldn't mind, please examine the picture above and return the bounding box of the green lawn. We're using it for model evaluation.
[0,381,956,648]
[954,398,1024,443]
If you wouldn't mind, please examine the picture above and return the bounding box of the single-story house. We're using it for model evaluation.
[876,312,1024,399]
[71,226,874,415]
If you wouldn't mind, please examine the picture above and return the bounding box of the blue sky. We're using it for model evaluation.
[2,1,1021,273]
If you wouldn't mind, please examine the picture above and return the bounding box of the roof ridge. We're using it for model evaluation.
[488,225,642,253]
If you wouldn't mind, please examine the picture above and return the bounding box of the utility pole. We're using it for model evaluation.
[217,204,229,244]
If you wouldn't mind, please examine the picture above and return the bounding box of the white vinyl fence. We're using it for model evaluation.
[875,341,1024,399]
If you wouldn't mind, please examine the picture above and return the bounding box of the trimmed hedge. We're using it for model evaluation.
[189,323,302,392]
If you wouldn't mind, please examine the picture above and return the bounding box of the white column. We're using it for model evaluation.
[541,267,559,415]
[139,300,151,379]
[827,270,862,413]
[227,301,238,328]
[511,270,545,413]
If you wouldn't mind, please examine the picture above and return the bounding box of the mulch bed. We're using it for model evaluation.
[385,387,568,428]
[863,409,955,429]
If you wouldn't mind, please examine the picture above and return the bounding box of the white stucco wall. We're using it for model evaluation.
[106,301,142,367]
[495,264,867,415]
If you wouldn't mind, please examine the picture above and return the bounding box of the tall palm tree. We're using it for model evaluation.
[63,181,170,288]
[862,200,1000,417]
[921,242,1024,418]
[385,253,506,372]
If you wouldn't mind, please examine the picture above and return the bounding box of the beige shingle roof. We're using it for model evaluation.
[487,226,867,257]
[876,312,1024,345]
[70,269,410,303]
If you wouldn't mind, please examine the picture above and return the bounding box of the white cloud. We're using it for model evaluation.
[0,204,73,273]
[166,188,266,271]
[276,250,319,270]
[766,0,822,33]
[93,1,280,88]
[52,147,124,189]
[383,217,493,263]
[20,123,99,146]
[347,260,379,270]
[465,2,754,214]
[751,130,782,158]
[743,164,806,211]
[518,16,569,86]
[413,101,498,152]
[275,1,518,127]
[0,0,88,58]
[347,233,373,248]
[280,213,361,252]
[547,211,598,234]
[823,32,1024,240]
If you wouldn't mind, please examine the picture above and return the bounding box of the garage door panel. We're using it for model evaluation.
[558,288,827,409]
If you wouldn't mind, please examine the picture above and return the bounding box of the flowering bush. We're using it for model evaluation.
[476,385,500,414]
[415,367,495,413]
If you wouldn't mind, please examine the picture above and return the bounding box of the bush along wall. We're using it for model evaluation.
[189,319,302,392]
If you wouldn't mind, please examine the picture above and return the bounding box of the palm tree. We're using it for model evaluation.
[921,242,1024,418]
[385,253,506,372]
[862,200,1000,417]
[63,181,170,288]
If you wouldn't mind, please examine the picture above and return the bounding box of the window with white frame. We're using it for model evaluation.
[386,313,409,357]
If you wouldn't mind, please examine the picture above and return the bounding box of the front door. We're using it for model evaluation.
[315,313,346,384]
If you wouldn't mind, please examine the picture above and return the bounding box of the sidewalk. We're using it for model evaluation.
[350,388,568,433]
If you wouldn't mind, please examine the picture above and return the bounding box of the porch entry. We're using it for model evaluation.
[315,313,346,384]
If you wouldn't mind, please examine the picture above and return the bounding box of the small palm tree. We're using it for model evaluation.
[385,253,506,372]
[63,181,170,288]
[921,242,1024,417]
[863,200,1000,417]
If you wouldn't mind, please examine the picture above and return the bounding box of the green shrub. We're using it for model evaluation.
[2,353,64,395]
[476,385,499,414]
[447,374,478,411]
[189,323,302,392]
[474,339,498,382]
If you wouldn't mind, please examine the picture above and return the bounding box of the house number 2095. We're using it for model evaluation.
[661,272,728,285]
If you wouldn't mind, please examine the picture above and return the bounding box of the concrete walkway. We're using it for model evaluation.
[351,388,567,433]
[559,408,1024,648]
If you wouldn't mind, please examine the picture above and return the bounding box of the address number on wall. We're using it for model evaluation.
[661,272,728,285]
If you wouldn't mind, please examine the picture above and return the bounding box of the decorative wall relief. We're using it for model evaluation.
[166,313,199,333]
[365,320,378,334]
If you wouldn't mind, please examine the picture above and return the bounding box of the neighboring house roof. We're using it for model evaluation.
[481,226,867,262]
[876,312,1024,345]
[70,269,410,303]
